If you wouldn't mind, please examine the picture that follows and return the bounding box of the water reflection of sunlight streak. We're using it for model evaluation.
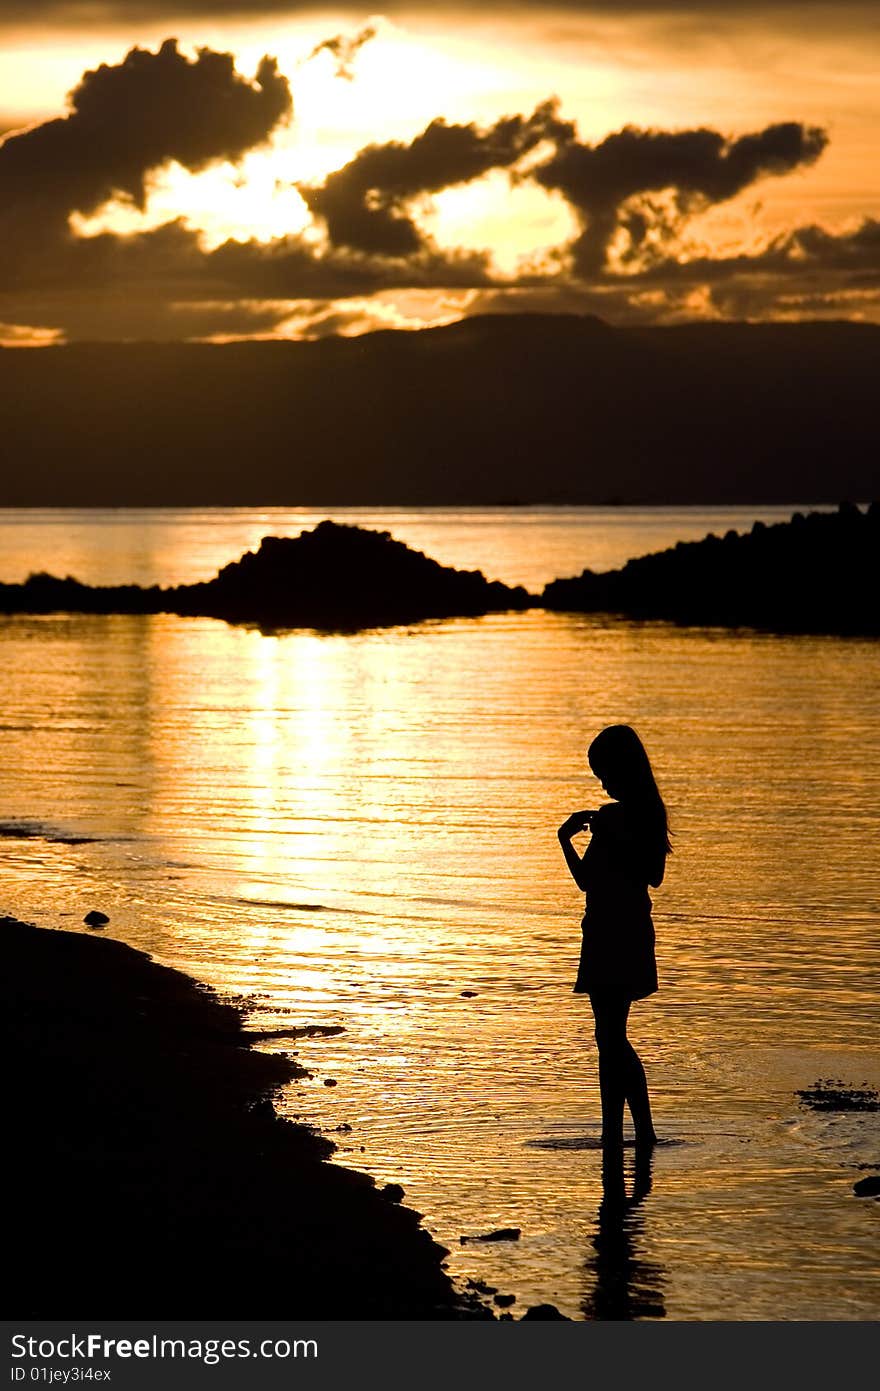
[240,632,339,902]
[229,633,345,998]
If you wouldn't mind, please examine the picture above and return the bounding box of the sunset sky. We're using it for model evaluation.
[1,1,878,342]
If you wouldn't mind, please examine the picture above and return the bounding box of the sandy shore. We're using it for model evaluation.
[4,915,488,1319]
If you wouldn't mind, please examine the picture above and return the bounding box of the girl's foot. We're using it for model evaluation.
[599,1130,624,1147]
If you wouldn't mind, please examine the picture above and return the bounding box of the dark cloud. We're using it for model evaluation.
[300,102,574,255]
[0,34,874,337]
[307,24,378,81]
[535,122,828,274]
[280,301,419,339]
[299,110,826,274]
[0,291,296,341]
[0,212,496,337]
[772,218,880,279]
[4,212,880,339]
[0,39,290,260]
[208,235,495,298]
[705,282,880,321]
[629,217,880,288]
[15,211,879,339]
[591,216,880,321]
[455,283,709,326]
[682,220,880,321]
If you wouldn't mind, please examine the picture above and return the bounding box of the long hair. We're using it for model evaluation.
[587,724,672,857]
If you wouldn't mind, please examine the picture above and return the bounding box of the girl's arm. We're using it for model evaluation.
[557,811,597,892]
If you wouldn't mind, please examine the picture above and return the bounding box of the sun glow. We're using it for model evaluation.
[63,21,586,256]
[2,9,878,339]
[428,172,580,275]
[6,14,875,262]
[70,146,314,248]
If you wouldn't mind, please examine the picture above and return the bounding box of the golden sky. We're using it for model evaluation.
[1,3,878,341]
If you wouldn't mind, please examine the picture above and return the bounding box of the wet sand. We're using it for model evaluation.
[3,915,487,1319]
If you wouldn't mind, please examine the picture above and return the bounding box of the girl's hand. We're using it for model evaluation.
[558,810,596,838]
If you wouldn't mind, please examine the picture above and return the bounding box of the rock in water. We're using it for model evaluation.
[381,1184,405,1204]
[853,1175,880,1198]
[0,523,533,632]
[172,521,532,630]
[541,503,880,637]
[460,1227,521,1244]
[84,910,110,927]
[797,1079,880,1112]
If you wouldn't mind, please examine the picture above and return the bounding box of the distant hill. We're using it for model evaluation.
[0,315,877,505]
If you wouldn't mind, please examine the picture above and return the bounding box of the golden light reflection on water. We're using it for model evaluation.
[0,605,878,1319]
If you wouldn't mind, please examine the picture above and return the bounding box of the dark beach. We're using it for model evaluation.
[4,915,487,1319]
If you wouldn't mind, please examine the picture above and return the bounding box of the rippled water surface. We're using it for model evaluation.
[1,507,877,1320]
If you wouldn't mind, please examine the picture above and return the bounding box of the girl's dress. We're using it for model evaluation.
[573,802,659,1000]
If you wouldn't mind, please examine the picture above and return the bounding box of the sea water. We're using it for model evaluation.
[1,506,877,1320]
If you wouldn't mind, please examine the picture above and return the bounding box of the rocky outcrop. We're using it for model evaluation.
[541,503,879,636]
[171,521,530,628]
[0,521,530,631]
[2,508,877,637]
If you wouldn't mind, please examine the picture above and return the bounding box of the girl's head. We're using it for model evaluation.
[588,724,671,853]
[588,724,655,799]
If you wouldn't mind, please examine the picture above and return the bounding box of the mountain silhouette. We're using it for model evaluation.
[0,315,876,506]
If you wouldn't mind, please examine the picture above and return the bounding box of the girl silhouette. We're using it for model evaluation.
[558,725,671,1150]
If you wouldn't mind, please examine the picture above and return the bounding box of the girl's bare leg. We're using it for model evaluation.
[622,1041,658,1146]
[590,993,629,1148]
[590,993,657,1147]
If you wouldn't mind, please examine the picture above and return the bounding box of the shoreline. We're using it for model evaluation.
[4,915,489,1319]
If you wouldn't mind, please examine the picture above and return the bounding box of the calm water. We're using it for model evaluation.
[1,507,878,1320]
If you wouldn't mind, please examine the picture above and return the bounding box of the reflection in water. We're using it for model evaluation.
[582,1144,666,1320]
